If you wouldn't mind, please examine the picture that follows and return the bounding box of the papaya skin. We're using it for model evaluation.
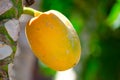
[25,10,81,71]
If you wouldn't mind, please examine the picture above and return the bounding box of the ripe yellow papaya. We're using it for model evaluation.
[25,10,81,71]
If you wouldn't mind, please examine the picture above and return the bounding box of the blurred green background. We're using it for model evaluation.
[34,0,120,80]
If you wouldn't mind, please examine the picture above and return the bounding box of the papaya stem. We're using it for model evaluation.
[23,7,42,17]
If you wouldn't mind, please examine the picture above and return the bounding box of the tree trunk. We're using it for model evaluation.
[0,0,35,80]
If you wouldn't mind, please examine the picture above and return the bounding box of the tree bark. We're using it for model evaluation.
[0,0,35,80]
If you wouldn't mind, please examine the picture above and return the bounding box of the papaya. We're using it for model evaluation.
[25,10,81,71]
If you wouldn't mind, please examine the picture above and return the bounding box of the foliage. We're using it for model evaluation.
[107,2,120,29]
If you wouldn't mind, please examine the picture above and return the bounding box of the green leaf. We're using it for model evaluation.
[107,3,120,29]
[0,0,23,21]
[11,0,23,18]
[0,8,16,21]
[70,13,84,35]
[117,0,120,2]
[0,25,17,53]
[38,61,56,76]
